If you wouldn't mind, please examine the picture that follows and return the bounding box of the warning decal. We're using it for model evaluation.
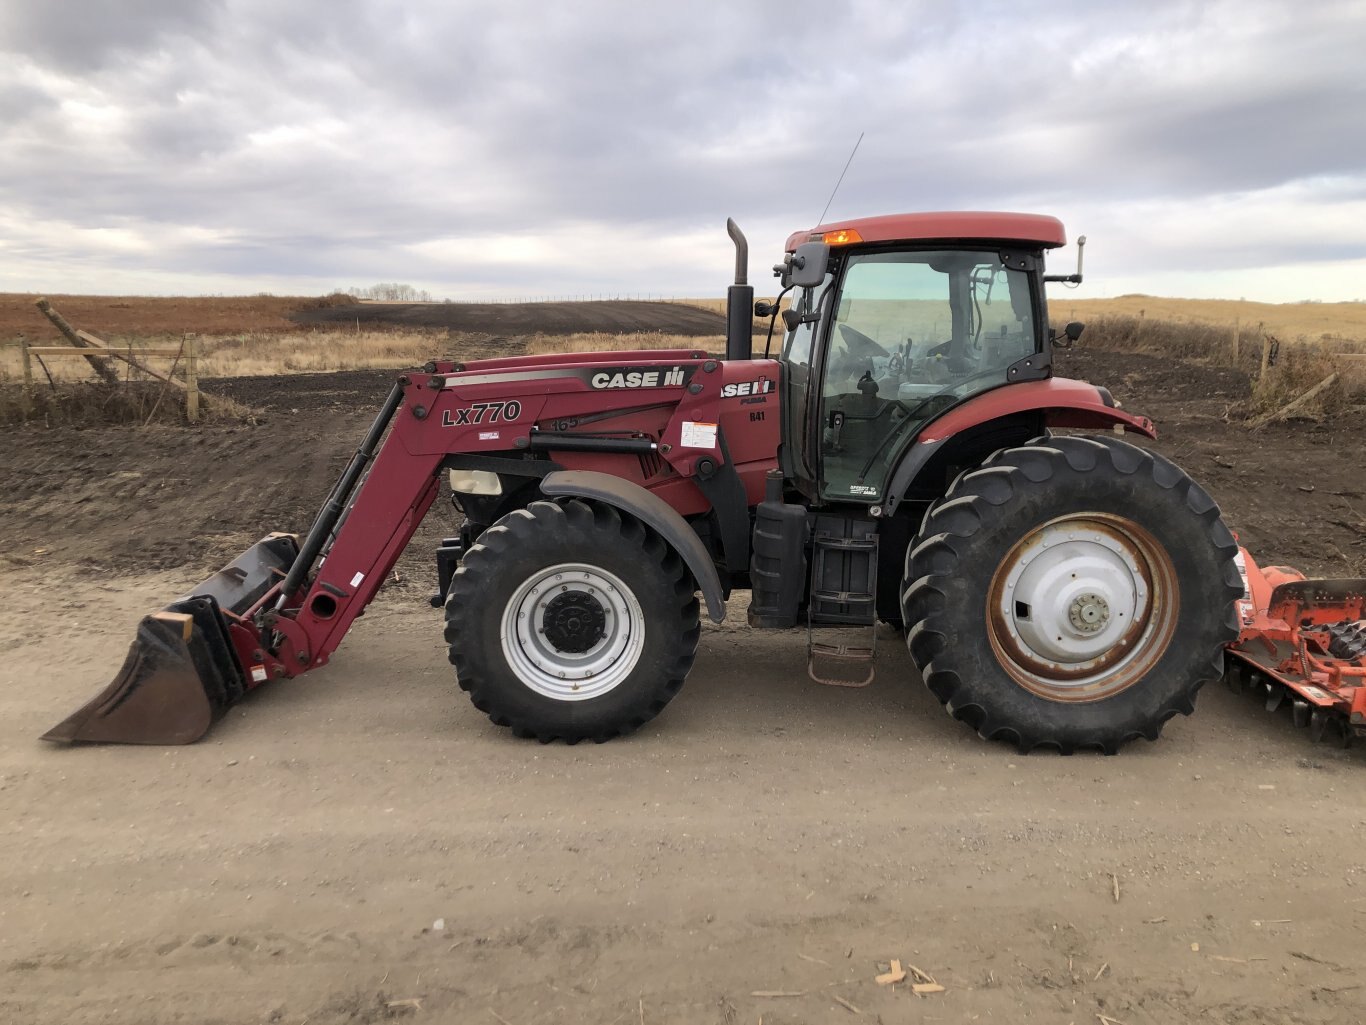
[680,421,718,448]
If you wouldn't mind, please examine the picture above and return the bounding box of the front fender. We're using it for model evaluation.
[539,469,726,623]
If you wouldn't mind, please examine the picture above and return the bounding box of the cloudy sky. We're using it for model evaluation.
[2,0,1364,302]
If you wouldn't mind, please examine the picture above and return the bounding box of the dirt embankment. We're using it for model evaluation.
[1057,345,1366,576]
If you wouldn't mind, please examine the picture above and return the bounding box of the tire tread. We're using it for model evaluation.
[901,435,1240,754]
[445,499,699,743]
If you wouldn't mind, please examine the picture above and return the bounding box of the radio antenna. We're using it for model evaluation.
[817,132,864,227]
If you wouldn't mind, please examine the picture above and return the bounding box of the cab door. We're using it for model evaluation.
[776,270,834,500]
[814,249,1041,505]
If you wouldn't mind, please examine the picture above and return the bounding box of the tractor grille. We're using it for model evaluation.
[637,449,664,479]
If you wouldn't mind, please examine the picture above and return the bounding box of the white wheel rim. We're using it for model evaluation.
[987,514,1178,701]
[500,562,645,701]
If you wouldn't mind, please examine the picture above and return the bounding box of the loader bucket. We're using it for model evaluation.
[43,534,299,745]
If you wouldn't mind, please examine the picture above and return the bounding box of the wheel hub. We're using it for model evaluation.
[1068,592,1110,634]
[987,514,1179,701]
[1005,527,1147,668]
[500,563,645,702]
[541,591,607,653]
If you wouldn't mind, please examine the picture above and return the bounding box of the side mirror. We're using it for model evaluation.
[788,241,829,288]
[1051,321,1085,348]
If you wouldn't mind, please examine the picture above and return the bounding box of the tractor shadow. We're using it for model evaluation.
[666,621,972,747]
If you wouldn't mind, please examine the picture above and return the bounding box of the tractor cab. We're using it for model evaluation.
[772,212,1069,506]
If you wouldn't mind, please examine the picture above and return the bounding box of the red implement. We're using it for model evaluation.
[1225,547,1366,745]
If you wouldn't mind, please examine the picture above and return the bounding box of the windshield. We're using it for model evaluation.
[818,249,1038,501]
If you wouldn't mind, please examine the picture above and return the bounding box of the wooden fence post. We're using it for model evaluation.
[20,334,33,419]
[184,335,199,423]
[1231,318,1240,363]
[33,298,120,384]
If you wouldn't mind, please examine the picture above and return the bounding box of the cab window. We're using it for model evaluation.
[819,251,1037,502]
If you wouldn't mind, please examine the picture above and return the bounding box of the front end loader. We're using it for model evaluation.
[43,535,298,744]
[48,210,1303,754]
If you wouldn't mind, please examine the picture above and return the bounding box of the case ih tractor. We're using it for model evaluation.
[49,211,1256,754]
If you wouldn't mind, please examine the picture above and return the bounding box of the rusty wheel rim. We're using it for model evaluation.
[986,513,1179,702]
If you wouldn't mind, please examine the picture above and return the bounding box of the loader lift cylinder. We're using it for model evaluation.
[273,380,406,612]
[725,218,753,362]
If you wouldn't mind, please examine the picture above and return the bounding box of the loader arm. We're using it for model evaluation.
[270,447,445,675]
[248,380,442,676]
[45,350,774,745]
[282,350,773,652]
[167,370,503,680]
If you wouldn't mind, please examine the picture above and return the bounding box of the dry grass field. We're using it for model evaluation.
[0,330,727,387]
[4,293,1365,426]
[523,330,720,356]
[0,294,737,388]
[686,294,1366,345]
[0,330,448,383]
[1053,301,1366,418]
[1054,295,1366,344]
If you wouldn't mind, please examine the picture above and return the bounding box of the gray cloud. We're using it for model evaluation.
[0,0,223,71]
[1,0,1364,299]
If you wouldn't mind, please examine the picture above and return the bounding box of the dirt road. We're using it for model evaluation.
[4,339,1366,1023]
[4,569,1365,1024]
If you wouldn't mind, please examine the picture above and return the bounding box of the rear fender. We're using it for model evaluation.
[883,379,1156,514]
[539,469,726,623]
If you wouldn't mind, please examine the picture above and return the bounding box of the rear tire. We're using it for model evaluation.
[901,436,1240,754]
[445,499,700,742]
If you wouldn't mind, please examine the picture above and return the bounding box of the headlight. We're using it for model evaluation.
[448,469,502,496]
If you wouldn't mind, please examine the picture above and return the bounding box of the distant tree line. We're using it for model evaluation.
[345,283,434,302]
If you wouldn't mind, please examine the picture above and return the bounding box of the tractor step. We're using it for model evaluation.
[807,630,877,688]
[807,518,879,687]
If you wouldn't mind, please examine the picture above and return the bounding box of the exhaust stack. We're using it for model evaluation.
[725,218,754,362]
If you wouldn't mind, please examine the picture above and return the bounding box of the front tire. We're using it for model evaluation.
[901,436,1240,754]
[445,499,700,742]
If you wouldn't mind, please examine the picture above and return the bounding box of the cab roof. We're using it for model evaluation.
[785,211,1067,252]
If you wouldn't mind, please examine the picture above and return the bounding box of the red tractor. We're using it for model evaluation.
[48,211,1246,754]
